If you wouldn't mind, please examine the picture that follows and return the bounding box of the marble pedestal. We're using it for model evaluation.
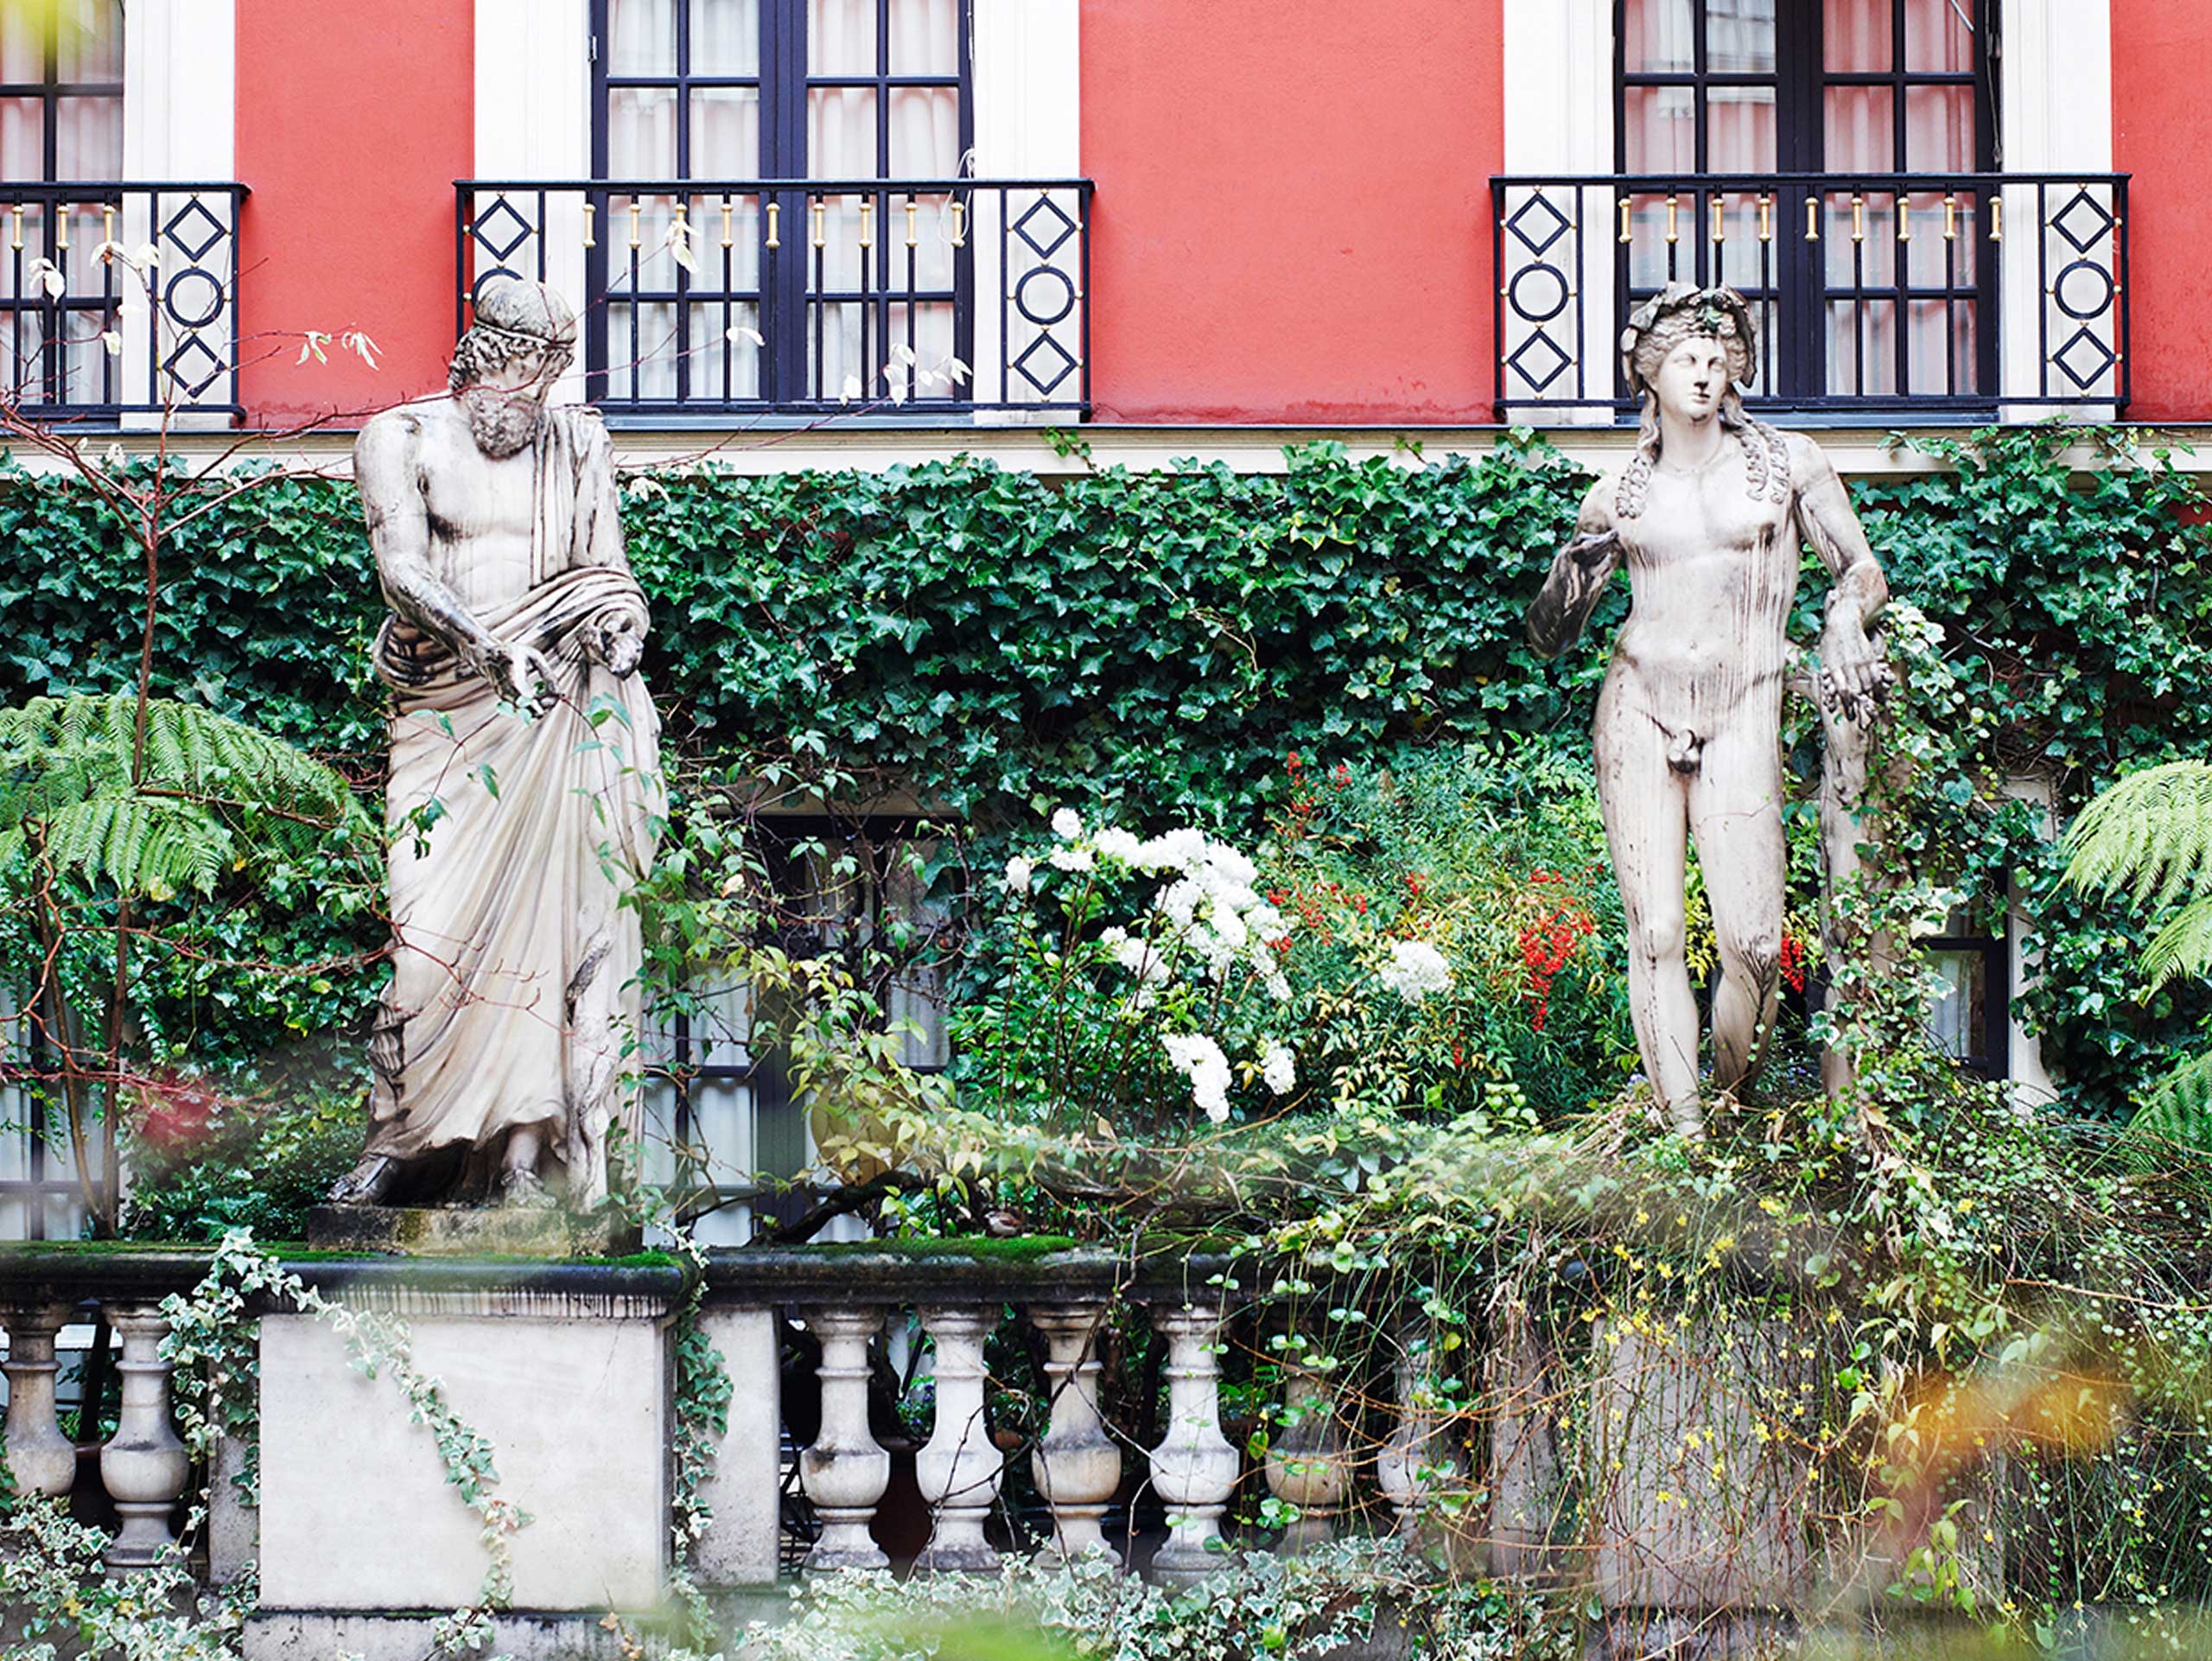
[244,1273,673,1661]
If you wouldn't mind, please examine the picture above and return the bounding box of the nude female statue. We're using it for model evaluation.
[1528,283,1891,1136]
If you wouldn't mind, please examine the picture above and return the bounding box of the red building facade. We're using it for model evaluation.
[3,0,2199,436]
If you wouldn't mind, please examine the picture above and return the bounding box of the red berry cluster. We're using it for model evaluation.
[1517,886,1597,1034]
[1778,932,1808,994]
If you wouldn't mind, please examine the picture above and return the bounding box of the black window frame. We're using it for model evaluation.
[1613,0,2003,410]
[585,0,976,414]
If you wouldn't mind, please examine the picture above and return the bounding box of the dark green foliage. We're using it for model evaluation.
[3,427,2209,1122]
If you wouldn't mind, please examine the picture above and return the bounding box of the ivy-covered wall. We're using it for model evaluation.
[4,430,2208,1113]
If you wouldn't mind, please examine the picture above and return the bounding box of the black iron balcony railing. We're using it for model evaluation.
[455,177,1092,420]
[1491,172,2128,420]
[0,181,245,421]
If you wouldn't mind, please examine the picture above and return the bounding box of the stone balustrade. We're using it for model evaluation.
[0,1238,1883,1659]
[0,1249,209,1576]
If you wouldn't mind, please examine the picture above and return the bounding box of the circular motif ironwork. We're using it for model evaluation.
[1014,266,1077,328]
[470,265,524,309]
[2053,259,2116,322]
[1508,263,1572,326]
[162,267,225,330]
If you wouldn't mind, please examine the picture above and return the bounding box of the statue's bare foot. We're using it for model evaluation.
[498,1168,556,1210]
[328,1155,397,1206]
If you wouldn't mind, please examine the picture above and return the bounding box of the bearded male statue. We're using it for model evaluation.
[1527,283,1891,1137]
[328,277,664,1209]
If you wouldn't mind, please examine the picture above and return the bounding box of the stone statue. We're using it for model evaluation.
[1528,283,1890,1136]
[329,277,664,1209]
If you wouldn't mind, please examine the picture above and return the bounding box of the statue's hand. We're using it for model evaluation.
[1820,618,1891,721]
[1565,527,1623,570]
[588,613,645,678]
[482,640,559,714]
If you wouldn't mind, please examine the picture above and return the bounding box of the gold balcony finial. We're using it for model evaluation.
[766,200,781,248]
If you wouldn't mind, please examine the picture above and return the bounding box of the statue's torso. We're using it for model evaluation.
[413,409,541,612]
[1605,440,1801,726]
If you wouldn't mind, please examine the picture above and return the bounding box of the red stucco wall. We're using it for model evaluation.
[1079,0,1504,423]
[234,0,473,429]
[2113,1,2212,423]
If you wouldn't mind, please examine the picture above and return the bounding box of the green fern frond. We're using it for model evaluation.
[2063,760,2212,911]
[2124,1047,2212,1157]
[2139,894,2212,991]
[0,692,368,898]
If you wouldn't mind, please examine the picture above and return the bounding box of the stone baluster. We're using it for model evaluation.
[1376,1325,1463,1537]
[1028,1301,1120,1563]
[1147,1301,1239,1581]
[1262,1362,1348,1553]
[799,1305,891,1571]
[100,1303,189,1572]
[914,1304,1004,1571]
[3,1301,79,1500]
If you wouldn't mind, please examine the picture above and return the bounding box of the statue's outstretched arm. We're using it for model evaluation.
[1527,480,1623,659]
[1791,437,1891,717]
[358,414,553,707]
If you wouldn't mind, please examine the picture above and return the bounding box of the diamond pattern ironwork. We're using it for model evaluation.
[1506,191,1573,258]
[1505,330,1573,396]
[1012,195,1078,262]
[162,198,228,264]
[2052,326,2117,391]
[1012,332,1077,398]
[471,198,534,264]
[2050,189,2115,255]
[162,334,227,399]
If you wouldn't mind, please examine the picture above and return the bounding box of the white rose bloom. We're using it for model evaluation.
[1140,827,1207,875]
[1048,844,1095,873]
[1159,877,1204,929]
[1203,845,1259,889]
[1093,826,1144,864]
[1051,807,1084,840]
[1265,971,1292,1002]
[1212,907,1249,951]
[1162,1033,1233,1123]
[1003,856,1035,894]
[1261,1044,1296,1096]
[1111,934,1170,983]
[1377,939,1454,1003]
[1246,904,1290,946]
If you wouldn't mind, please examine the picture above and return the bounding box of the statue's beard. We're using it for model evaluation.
[463,392,543,459]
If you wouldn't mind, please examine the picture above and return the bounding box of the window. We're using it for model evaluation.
[588,0,973,410]
[1616,0,1997,407]
[0,0,123,409]
[644,817,954,1244]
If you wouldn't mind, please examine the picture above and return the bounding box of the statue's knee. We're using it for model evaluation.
[1726,926,1783,984]
[1632,912,1688,968]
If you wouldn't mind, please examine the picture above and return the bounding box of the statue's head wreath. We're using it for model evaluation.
[450,277,580,393]
[1613,281,1790,519]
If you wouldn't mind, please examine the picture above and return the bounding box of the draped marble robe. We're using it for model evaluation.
[362,408,663,1205]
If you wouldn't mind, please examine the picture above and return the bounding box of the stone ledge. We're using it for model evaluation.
[245,1611,639,1661]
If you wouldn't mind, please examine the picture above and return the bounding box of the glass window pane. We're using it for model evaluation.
[1826,84,1894,171]
[1624,0,1694,73]
[809,0,878,74]
[0,98,44,181]
[1824,188,1897,286]
[889,0,960,75]
[690,0,759,75]
[688,299,760,400]
[1624,85,1696,173]
[607,86,677,176]
[1824,0,1893,71]
[56,93,119,179]
[1906,0,1974,72]
[1706,0,1775,74]
[609,0,677,74]
[1902,188,1974,284]
[689,85,760,175]
[809,86,879,176]
[607,298,678,400]
[1827,295,1898,398]
[57,0,121,81]
[0,6,41,81]
[1706,85,1775,171]
[1904,83,1973,171]
[888,85,958,175]
[683,188,762,286]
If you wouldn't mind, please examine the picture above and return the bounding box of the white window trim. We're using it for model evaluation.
[471,0,1080,419]
[120,0,237,426]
